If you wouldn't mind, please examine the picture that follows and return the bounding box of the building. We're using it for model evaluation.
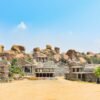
[65,64,99,82]
[0,61,9,81]
[17,59,36,76]
[35,67,55,78]
[19,59,68,79]
[22,64,35,76]
[17,59,56,79]
[55,62,69,76]
[34,53,48,62]
[34,61,56,79]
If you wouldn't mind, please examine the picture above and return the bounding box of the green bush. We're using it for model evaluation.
[9,65,24,77]
[94,66,100,78]
[11,58,17,66]
[9,58,24,77]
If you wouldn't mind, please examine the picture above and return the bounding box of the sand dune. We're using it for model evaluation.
[0,77,100,100]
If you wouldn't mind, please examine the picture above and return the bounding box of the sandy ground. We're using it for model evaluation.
[0,77,100,100]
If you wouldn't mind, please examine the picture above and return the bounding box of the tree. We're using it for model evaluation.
[94,66,100,83]
[9,58,24,78]
[11,58,17,66]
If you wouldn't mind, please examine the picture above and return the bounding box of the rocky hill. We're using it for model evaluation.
[0,44,100,65]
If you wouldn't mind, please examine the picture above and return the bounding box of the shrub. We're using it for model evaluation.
[94,66,100,78]
[9,65,24,78]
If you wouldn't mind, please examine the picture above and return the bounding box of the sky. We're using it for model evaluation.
[0,0,100,53]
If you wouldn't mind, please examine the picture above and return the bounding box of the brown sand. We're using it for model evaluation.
[0,77,100,100]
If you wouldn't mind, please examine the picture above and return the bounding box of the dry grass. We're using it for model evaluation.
[26,76,38,80]
[0,77,100,100]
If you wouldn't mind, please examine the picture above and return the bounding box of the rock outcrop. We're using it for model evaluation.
[95,54,100,58]
[61,53,69,61]
[0,44,98,65]
[65,49,87,64]
[78,57,87,64]
[33,47,41,53]
[53,54,61,62]
[11,45,25,54]
[46,45,52,50]
[0,45,4,53]
[86,52,95,57]
[33,45,61,61]
[54,47,60,54]
[41,45,56,57]
[66,49,78,60]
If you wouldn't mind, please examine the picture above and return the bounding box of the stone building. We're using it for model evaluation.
[55,62,69,76]
[22,64,35,76]
[65,64,99,82]
[0,61,9,81]
[34,53,48,62]
[17,59,56,79]
[19,59,69,79]
[17,59,36,76]
[35,67,55,78]
[34,61,57,79]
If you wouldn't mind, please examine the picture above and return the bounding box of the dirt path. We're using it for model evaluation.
[0,77,100,100]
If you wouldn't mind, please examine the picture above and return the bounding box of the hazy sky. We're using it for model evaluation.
[0,0,100,52]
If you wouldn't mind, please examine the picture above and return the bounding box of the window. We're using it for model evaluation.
[35,69,38,72]
[72,68,75,72]
[24,67,31,73]
[77,68,79,72]
[78,74,81,79]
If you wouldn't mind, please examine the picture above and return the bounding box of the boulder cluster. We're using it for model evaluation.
[0,45,26,60]
[0,44,100,65]
[33,45,87,64]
